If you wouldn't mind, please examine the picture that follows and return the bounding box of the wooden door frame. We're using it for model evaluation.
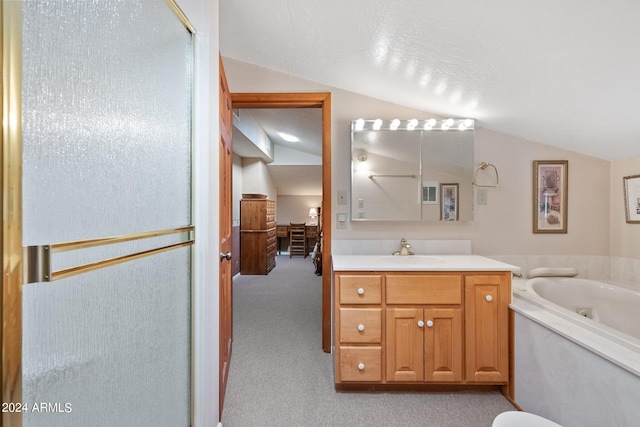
[230,92,332,353]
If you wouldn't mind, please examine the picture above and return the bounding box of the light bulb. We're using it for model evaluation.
[373,119,383,130]
[390,119,400,130]
[424,118,436,130]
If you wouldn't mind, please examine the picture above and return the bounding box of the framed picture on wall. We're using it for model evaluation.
[440,183,459,221]
[533,160,568,233]
[623,174,640,224]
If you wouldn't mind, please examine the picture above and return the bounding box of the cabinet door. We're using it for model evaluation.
[424,308,462,382]
[464,274,510,382]
[386,308,424,382]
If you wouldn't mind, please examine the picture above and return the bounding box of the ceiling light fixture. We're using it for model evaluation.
[351,118,474,131]
[278,132,299,142]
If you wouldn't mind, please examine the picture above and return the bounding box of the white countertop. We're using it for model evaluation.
[332,254,520,272]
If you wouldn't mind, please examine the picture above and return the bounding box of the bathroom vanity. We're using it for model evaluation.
[332,255,518,391]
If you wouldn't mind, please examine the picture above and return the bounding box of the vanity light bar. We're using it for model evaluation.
[352,118,475,131]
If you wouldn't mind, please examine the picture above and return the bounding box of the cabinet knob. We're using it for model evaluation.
[357,363,365,371]
[485,294,493,302]
[358,324,365,332]
[426,320,434,328]
[357,287,365,295]
[417,320,425,328]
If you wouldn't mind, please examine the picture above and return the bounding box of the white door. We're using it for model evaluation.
[16,1,194,426]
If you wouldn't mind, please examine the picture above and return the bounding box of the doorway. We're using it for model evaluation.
[230,93,332,353]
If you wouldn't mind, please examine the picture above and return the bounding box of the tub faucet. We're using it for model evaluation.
[392,237,414,256]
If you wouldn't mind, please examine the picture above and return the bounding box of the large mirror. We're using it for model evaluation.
[351,119,475,222]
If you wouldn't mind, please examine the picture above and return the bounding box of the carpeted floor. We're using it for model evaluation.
[220,255,515,426]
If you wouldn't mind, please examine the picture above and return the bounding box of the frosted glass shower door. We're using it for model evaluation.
[20,1,193,426]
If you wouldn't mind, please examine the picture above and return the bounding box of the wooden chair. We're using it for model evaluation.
[289,223,307,258]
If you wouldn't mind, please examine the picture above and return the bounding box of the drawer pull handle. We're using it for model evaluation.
[358,324,365,332]
[486,295,493,302]
[357,363,365,371]
[417,320,425,328]
[426,320,434,327]
[357,287,365,295]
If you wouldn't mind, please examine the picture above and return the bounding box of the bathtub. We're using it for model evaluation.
[511,276,640,427]
[522,276,640,346]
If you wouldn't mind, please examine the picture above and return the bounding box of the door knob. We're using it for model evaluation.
[219,251,232,261]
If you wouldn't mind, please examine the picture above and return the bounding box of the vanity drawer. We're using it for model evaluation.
[339,308,382,343]
[338,275,382,305]
[338,346,382,382]
[386,275,462,304]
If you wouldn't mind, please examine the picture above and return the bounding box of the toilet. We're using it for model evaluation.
[492,411,562,427]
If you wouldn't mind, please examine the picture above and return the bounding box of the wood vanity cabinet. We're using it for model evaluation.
[334,271,510,389]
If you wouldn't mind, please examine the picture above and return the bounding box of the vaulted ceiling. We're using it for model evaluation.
[220,0,640,162]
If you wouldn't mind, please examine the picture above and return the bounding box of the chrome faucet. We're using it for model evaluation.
[392,237,414,256]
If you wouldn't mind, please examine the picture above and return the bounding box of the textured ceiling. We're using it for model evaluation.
[220,0,640,161]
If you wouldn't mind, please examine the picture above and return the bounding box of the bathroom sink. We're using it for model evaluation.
[378,255,447,266]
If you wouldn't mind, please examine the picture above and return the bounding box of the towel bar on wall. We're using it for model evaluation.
[368,174,417,179]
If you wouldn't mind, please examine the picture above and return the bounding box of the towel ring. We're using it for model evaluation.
[473,162,499,188]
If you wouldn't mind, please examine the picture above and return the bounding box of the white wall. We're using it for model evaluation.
[277,195,322,225]
[223,57,611,260]
[241,158,277,200]
[178,0,220,425]
[233,109,274,160]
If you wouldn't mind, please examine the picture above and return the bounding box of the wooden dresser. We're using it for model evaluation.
[240,197,276,275]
